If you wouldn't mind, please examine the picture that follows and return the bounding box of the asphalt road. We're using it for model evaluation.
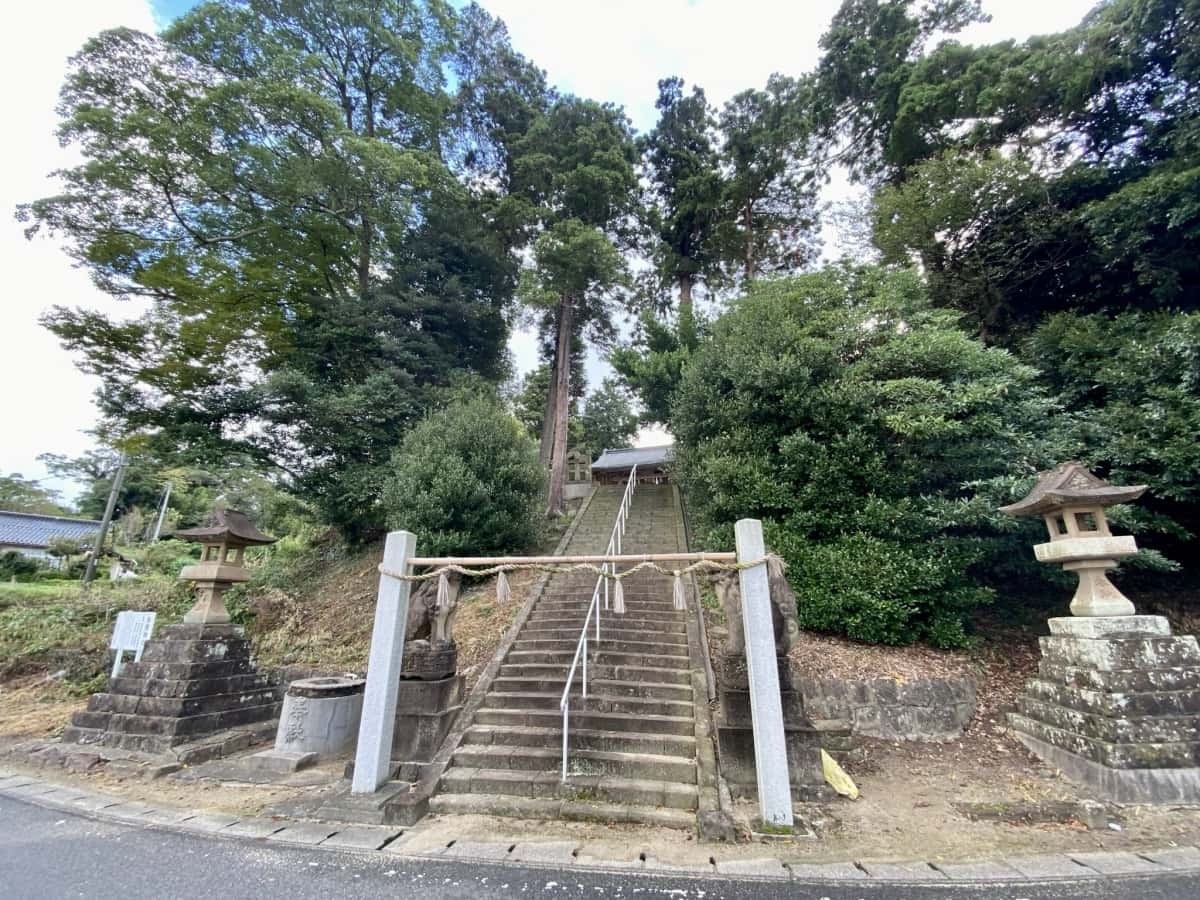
[2,795,1198,900]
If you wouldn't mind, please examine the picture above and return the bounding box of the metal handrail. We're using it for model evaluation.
[560,465,638,780]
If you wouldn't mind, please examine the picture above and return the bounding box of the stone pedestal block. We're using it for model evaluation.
[1011,615,1200,803]
[400,639,457,681]
[716,653,830,801]
[275,676,365,756]
[391,674,464,774]
[61,623,281,755]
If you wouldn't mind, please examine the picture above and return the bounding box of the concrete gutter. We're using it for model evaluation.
[3,769,1198,885]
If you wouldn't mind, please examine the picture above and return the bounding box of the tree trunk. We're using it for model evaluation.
[743,203,755,282]
[538,353,558,466]
[677,272,693,312]
[545,294,573,518]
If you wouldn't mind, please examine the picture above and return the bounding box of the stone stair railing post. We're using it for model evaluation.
[734,518,794,828]
[351,530,416,794]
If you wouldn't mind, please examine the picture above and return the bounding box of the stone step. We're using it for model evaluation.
[1038,661,1200,693]
[534,604,681,618]
[492,677,692,701]
[534,594,681,609]
[522,620,688,638]
[474,707,695,736]
[452,744,697,783]
[516,628,687,647]
[1018,695,1200,745]
[1025,678,1200,718]
[512,635,687,654]
[506,649,690,669]
[69,701,280,739]
[463,723,696,757]
[483,691,693,718]
[499,663,692,685]
[108,672,277,699]
[439,767,698,810]
[85,688,281,718]
[1010,713,1200,768]
[428,792,697,829]
[1039,635,1200,670]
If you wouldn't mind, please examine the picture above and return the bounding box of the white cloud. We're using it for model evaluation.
[1,1,158,501]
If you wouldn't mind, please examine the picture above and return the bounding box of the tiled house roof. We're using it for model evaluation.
[0,510,102,550]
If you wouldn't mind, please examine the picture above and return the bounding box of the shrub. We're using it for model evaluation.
[0,551,41,582]
[673,265,1055,647]
[381,395,545,556]
[1027,310,1200,553]
[136,539,201,576]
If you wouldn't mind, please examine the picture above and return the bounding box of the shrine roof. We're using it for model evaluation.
[591,444,673,471]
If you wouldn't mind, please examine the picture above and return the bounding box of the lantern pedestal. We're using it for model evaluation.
[62,510,282,760]
[1010,615,1200,803]
[62,624,281,756]
[1001,464,1200,802]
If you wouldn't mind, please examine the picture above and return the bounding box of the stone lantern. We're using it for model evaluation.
[176,509,276,625]
[60,507,282,758]
[1001,463,1200,804]
[1000,462,1146,617]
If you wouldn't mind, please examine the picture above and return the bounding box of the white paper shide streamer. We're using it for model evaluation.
[672,570,687,610]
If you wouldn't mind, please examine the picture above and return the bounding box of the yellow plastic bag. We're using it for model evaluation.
[821,749,859,800]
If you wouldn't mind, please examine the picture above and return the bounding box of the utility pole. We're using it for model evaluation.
[151,482,172,541]
[83,452,128,588]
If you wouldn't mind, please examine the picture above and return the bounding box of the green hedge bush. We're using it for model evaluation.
[381,395,545,556]
[674,265,1055,647]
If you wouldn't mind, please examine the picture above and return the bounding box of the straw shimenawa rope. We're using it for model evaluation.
[377,554,782,584]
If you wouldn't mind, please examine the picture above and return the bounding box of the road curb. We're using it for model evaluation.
[3,768,1199,885]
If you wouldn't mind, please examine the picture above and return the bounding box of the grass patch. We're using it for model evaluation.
[0,576,192,685]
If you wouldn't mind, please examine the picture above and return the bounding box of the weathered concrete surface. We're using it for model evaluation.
[276,676,364,756]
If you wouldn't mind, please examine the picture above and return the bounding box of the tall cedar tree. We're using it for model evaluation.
[638,77,725,312]
[718,74,822,284]
[510,98,639,516]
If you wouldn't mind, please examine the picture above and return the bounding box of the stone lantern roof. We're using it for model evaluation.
[174,508,276,547]
[999,462,1147,517]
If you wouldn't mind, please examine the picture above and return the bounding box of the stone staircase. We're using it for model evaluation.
[430,483,703,827]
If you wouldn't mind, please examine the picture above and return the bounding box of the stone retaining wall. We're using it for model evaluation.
[801,675,976,741]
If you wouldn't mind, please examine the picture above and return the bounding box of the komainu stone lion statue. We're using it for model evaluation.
[711,557,800,657]
[401,572,462,680]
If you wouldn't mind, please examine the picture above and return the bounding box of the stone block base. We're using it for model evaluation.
[391,675,464,765]
[717,720,831,802]
[316,781,416,825]
[62,623,281,755]
[1011,615,1200,804]
[1014,730,1200,804]
[245,749,318,774]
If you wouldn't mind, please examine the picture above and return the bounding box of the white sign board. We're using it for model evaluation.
[109,611,156,677]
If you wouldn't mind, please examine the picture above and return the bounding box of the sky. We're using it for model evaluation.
[1,0,1100,504]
